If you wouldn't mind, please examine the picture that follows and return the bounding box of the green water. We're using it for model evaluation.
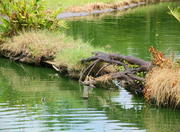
[0,58,180,132]
[0,2,180,132]
[66,2,180,60]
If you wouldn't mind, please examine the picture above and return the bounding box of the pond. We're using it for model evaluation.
[66,2,180,60]
[0,2,180,132]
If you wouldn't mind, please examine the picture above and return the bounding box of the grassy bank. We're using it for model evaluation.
[46,0,122,10]
[46,0,176,12]
[0,30,106,78]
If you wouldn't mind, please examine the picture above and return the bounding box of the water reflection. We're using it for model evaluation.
[0,58,180,131]
[66,2,180,60]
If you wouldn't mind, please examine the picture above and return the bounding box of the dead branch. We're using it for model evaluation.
[81,52,152,94]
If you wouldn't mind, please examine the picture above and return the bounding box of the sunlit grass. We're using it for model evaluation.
[1,30,106,68]
[54,37,105,68]
[45,0,125,9]
[169,7,180,22]
[1,31,67,61]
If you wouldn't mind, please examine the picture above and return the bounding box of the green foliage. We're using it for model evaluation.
[0,0,66,36]
[54,38,106,68]
[169,7,180,22]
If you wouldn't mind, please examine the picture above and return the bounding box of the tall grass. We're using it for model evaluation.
[144,48,180,108]
[145,67,180,108]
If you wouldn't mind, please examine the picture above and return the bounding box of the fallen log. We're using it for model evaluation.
[80,48,180,109]
[0,45,179,108]
[80,52,152,95]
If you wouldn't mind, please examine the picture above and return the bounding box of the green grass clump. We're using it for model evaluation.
[54,37,106,68]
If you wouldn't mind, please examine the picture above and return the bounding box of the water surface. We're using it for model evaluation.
[0,2,180,132]
[0,58,180,132]
[66,2,180,59]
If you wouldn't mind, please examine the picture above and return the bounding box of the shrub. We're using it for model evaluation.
[0,0,66,36]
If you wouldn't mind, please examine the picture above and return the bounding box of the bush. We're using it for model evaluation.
[0,0,66,36]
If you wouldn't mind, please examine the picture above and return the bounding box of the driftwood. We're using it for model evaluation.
[80,52,152,95]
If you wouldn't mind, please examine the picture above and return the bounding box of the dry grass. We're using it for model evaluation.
[144,47,180,108]
[145,67,180,108]
[46,0,173,10]
[0,30,106,70]
[0,31,70,61]
[66,2,110,12]
[65,0,143,12]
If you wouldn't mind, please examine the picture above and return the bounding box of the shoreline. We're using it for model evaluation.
[58,2,146,19]
[57,0,177,19]
[0,0,179,109]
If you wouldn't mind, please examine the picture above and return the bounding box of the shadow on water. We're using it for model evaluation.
[65,2,180,60]
[0,58,179,131]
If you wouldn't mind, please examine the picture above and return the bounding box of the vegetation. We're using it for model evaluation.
[0,0,179,109]
[0,30,106,68]
[1,31,62,61]
[46,0,175,10]
[63,0,143,12]
[169,7,180,22]
[144,48,180,108]
[54,38,105,68]
[46,0,121,10]
[46,0,174,12]
[0,0,66,36]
